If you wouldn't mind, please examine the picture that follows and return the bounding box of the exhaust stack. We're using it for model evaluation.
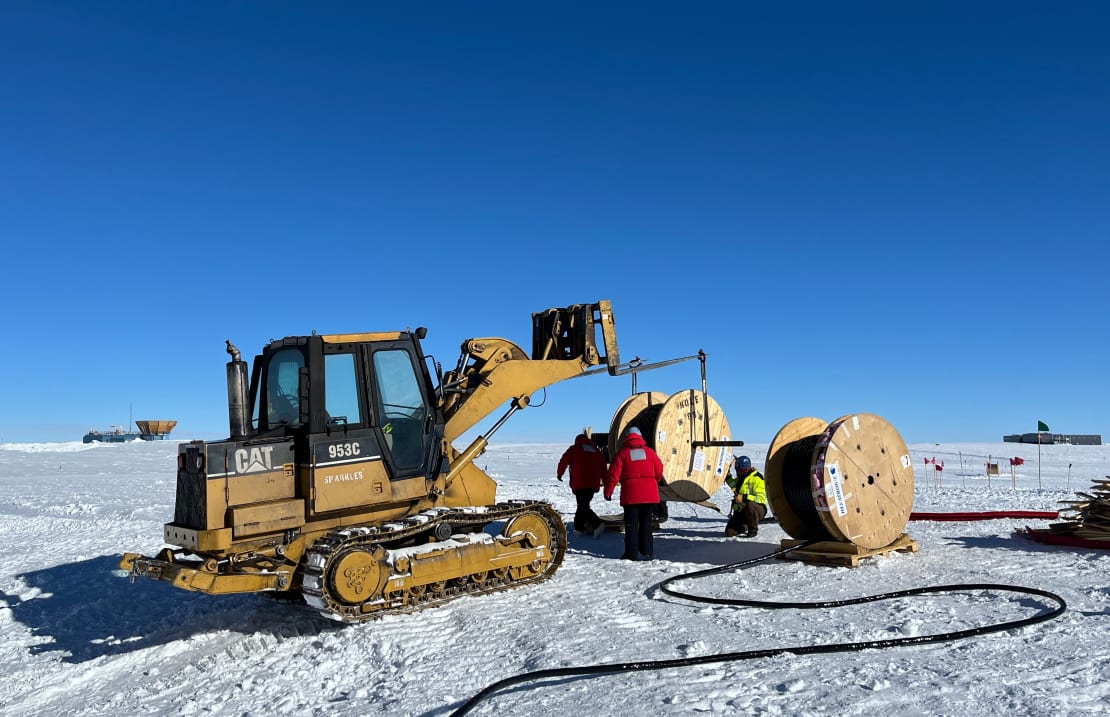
[225,340,250,439]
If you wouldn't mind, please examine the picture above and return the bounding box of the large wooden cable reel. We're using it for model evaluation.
[608,390,733,504]
[607,391,668,462]
[765,413,914,550]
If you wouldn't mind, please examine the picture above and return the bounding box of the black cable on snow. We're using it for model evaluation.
[446,542,1067,717]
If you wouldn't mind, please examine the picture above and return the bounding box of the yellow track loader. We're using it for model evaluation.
[121,301,621,622]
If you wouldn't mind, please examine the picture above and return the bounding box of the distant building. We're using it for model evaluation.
[1003,433,1102,446]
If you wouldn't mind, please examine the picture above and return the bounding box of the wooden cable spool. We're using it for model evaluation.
[765,413,914,550]
[608,390,734,504]
[606,391,668,463]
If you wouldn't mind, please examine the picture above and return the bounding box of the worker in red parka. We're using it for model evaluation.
[603,426,665,560]
[556,431,607,535]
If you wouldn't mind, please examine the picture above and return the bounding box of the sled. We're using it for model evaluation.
[1016,526,1110,551]
[595,513,663,533]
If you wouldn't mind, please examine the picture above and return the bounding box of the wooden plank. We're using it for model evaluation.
[1038,477,1110,543]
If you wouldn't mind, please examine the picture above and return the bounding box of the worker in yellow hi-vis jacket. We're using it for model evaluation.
[725,455,766,538]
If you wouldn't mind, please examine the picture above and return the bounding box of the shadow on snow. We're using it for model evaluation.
[3,555,342,663]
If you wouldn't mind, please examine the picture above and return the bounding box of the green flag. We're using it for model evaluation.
[1037,420,1049,432]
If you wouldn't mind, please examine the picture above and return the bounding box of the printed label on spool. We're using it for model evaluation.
[852,415,860,431]
[826,461,848,517]
[900,453,911,469]
[714,437,729,476]
[656,429,667,444]
[693,449,706,472]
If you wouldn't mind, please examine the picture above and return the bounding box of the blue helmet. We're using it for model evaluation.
[737,455,752,470]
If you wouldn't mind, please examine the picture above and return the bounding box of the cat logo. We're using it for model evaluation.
[234,446,275,474]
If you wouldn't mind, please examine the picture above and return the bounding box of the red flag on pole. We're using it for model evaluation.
[936,462,944,472]
[1010,457,1025,466]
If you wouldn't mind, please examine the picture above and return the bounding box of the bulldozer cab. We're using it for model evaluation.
[247,332,444,506]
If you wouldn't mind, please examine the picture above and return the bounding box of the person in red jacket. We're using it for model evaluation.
[603,426,665,560]
[556,431,607,535]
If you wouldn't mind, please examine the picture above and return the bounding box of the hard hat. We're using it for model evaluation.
[737,455,752,470]
[627,427,642,436]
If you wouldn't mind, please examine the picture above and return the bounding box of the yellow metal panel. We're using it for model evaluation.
[443,360,586,442]
[597,299,620,369]
[230,498,305,537]
[312,458,391,513]
[169,566,283,594]
[227,465,296,506]
[403,540,496,586]
[164,524,232,551]
[389,475,430,502]
[444,463,496,506]
[321,331,404,343]
[206,478,228,529]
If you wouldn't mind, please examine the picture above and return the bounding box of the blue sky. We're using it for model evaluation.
[2,2,1107,445]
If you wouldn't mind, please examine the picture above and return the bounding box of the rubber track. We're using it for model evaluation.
[302,500,566,622]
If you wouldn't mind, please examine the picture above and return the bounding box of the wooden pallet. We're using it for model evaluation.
[778,533,919,567]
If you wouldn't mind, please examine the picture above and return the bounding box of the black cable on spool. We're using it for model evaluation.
[627,403,664,450]
[780,434,833,540]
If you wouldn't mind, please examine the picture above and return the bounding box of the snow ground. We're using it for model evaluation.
[1,439,1107,716]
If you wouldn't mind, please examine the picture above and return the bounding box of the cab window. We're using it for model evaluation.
[266,348,304,427]
[324,352,361,425]
[373,349,426,468]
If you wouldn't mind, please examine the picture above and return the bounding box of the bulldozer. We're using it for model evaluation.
[120,301,622,622]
